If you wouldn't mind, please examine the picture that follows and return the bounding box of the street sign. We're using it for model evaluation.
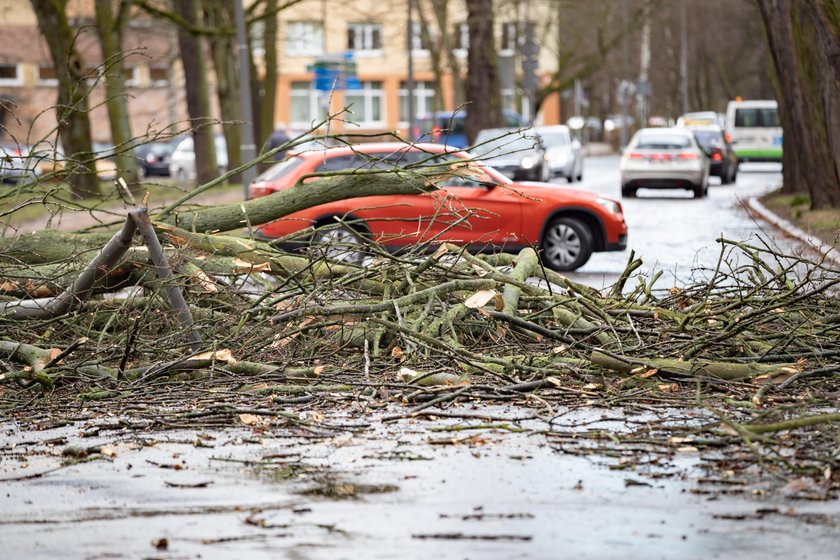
[309,52,360,92]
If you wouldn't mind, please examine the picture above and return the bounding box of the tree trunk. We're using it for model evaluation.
[464,0,502,146]
[31,0,99,197]
[259,0,278,146]
[756,0,840,208]
[175,0,218,185]
[94,0,140,189]
[205,0,242,183]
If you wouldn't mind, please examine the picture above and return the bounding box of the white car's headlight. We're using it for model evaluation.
[553,153,569,166]
[520,156,535,169]
[596,197,621,214]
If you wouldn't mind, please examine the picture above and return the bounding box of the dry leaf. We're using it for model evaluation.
[639,368,658,379]
[658,383,679,393]
[464,289,498,309]
[100,444,117,458]
[493,293,505,311]
[390,346,406,362]
[551,345,567,355]
[312,365,326,376]
[545,376,564,388]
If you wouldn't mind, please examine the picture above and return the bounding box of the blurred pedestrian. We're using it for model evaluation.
[266,125,290,161]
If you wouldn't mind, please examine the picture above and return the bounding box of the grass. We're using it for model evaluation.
[1,177,244,229]
[759,189,840,248]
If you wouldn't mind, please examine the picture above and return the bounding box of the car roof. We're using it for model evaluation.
[637,127,692,135]
[289,142,464,158]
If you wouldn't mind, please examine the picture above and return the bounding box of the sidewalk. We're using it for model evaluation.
[746,196,840,269]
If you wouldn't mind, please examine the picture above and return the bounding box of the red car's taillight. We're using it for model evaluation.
[249,185,273,198]
[711,151,723,161]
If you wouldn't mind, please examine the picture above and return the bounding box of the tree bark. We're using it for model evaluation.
[756,0,840,208]
[464,0,502,146]
[258,0,278,146]
[205,0,242,183]
[175,0,219,185]
[94,0,140,189]
[30,0,99,197]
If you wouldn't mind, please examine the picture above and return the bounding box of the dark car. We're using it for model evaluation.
[471,128,550,182]
[134,137,182,178]
[688,125,738,184]
[413,109,527,148]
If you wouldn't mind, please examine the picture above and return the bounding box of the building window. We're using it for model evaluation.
[399,80,435,124]
[37,65,58,86]
[500,22,518,54]
[250,20,266,58]
[410,22,431,53]
[149,66,168,87]
[125,66,141,88]
[453,22,469,57]
[0,63,22,86]
[347,23,382,54]
[285,21,324,56]
[344,81,384,127]
[289,81,324,129]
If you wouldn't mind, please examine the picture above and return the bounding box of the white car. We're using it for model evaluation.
[169,134,228,180]
[534,125,584,182]
[619,127,710,198]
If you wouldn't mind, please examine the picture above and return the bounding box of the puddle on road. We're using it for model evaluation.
[2,407,839,560]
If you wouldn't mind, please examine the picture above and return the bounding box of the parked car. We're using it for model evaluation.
[249,142,627,271]
[533,125,584,182]
[619,127,710,198]
[413,109,527,148]
[169,134,228,180]
[688,125,738,184]
[0,143,39,184]
[471,128,550,182]
[134,137,184,178]
[92,142,118,181]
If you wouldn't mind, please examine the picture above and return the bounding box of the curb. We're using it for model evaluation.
[746,196,840,269]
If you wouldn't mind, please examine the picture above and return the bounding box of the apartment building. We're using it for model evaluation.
[0,0,560,147]
[273,0,561,136]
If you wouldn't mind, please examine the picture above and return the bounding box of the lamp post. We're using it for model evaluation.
[234,0,256,199]
[407,0,416,139]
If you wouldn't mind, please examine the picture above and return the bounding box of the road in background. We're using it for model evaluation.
[561,156,794,288]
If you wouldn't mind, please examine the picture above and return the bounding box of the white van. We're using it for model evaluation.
[725,100,782,163]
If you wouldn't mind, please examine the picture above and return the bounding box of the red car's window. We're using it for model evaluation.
[254,156,305,182]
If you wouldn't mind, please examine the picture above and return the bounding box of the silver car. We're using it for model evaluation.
[534,125,584,182]
[619,128,710,198]
[169,134,228,181]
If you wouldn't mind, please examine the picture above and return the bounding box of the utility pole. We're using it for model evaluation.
[638,0,650,127]
[680,0,688,115]
[407,0,416,138]
[234,0,256,199]
[620,0,629,148]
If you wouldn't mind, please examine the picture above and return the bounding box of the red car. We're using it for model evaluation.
[249,142,627,271]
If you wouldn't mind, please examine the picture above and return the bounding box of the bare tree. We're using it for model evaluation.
[174,0,219,185]
[30,0,99,197]
[464,0,502,145]
[757,0,840,208]
[94,0,140,187]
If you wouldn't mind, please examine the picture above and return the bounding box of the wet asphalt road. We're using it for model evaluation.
[560,156,789,288]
